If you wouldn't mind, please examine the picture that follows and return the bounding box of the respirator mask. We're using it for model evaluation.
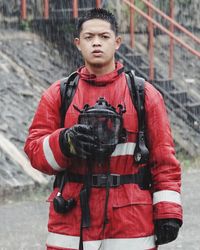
[75,97,126,161]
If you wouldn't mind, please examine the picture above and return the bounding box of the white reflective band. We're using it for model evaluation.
[153,190,181,205]
[83,239,101,250]
[111,142,136,157]
[46,232,155,250]
[43,135,63,171]
[84,236,155,250]
[46,232,80,249]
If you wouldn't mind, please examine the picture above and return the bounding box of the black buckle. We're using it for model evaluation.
[92,174,107,187]
[109,174,120,187]
[92,174,120,187]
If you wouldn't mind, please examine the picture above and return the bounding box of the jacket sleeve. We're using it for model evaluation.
[145,82,182,223]
[24,81,72,175]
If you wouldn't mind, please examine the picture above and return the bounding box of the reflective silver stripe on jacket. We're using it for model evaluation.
[46,232,156,250]
[43,135,63,171]
[153,190,181,205]
[111,142,136,156]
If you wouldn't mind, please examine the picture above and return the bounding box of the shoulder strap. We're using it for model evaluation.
[60,72,79,127]
[126,70,145,130]
[125,70,149,164]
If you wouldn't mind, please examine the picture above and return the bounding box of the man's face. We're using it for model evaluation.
[75,19,121,69]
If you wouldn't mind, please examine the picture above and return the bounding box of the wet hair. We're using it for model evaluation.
[77,8,118,36]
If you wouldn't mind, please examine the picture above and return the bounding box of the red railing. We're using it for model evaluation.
[73,0,78,18]
[43,0,49,19]
[21,0,102,20]
[141,0,200,45]
[124,0,200,80]
[147,0,154,80]
[21,0,27,20]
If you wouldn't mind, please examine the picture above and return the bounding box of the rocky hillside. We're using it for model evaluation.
[0,29,70,200]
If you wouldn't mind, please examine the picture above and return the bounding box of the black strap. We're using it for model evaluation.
[54,167,151,190]
[125,70,145,131]
[60,72,79,127]
[60,70,146,136]
[79,160,93,250]
[80,187,90,227]
[125,71,149,164]
[57,70,150,248]
[60,70,144,129]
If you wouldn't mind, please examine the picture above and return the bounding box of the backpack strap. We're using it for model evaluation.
[59,70,149,163]
[60,72,79,127]
[125,70,149,164]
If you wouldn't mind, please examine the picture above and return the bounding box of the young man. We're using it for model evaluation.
[24,8,182,250]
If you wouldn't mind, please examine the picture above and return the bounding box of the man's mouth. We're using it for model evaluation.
[92,50,103,56]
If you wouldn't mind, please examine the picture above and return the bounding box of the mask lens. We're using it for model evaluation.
[77,97,125,160]
[79,114,121,145]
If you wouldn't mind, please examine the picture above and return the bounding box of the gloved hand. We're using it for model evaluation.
[60,124,97,159]
[155,219,181,245]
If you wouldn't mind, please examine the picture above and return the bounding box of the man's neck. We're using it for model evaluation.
[85,62,116,76]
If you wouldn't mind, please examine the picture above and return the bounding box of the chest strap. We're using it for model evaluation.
[54,167,152,190]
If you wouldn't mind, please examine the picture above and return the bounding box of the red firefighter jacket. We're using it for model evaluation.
[24,62,182,250]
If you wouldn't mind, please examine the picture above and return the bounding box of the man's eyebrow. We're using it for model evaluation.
[82,32,94,35]
[100,32,111,35]
[82,32,111,36]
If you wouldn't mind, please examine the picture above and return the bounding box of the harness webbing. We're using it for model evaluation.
[57,70,151,250]
[54,167,152,190]
[60,72,79,127]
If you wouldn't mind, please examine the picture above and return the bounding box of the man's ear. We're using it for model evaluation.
[74,38,81,51]
[115,36,122,51]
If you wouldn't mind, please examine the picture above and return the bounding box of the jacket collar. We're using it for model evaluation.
[77,62,124,86]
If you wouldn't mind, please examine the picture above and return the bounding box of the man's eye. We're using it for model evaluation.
[102,35,109,39]
[85,36,92,40]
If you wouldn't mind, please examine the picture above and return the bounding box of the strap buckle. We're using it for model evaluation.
[109,174,120,187]
[92,174,120,187]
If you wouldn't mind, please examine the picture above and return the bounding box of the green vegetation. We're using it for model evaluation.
[19,20,30,31]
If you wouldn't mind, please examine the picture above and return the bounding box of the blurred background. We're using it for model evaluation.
[0,0,200,249]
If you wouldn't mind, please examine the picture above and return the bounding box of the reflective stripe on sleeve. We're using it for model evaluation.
[43,135,63,171]
[111,142,136,157]
[153,190,181,205]
[46,232,156,250]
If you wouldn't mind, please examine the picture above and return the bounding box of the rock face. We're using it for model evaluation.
[174,0,200,31]
[0,31,65,148]
[0,29,71,200]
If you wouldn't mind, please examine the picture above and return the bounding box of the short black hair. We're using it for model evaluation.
[77,8,118,36]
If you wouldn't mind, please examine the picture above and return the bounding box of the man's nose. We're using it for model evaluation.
[92,36,101,46]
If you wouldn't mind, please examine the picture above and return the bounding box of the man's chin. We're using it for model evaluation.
[92,63,105,68]
[90,59,108,68]
[86,58,113,69]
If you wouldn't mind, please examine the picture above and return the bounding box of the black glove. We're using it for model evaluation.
[155,219,181,245]
[59,124,97,159]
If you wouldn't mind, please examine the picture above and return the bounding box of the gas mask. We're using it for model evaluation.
[75,97,126,161]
